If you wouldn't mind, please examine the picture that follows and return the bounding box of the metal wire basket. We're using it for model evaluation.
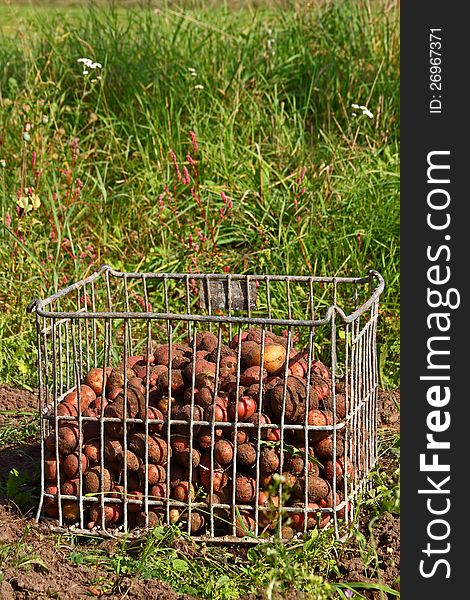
[27,265,384,542]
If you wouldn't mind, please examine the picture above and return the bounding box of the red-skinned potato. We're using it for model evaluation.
[235,511,255,537]
[310,375,331,402]
[63,385,96,412]
[214,439,234,466]
[198,427,223,449]
[139,463,166,485]
[127,490,144,513]
[87,502,121,528]
[237,443,257,467]
[128,432,168,465]
[322,457,354,486]
[149,483,167,500]
[44,484,59,517]
[84,367,108,395]
[195,331,219,353]
[203,403,228,423]
[62,452,88,479]
[61,479,80,497]
[82,407,99,440]
[307,409,333,441]
[321,394,346,420]
[259,447,280,474]
[230,330,249,349]
[310,359,330,381]
[83,465,113,494]
[57,422,82,455]
[313,435,344,460]
[290,502,330,531]
[106,366,135,392]
[172,481,195,502]
[199,453,228,493]
[157,369,186,397]
[56,402,78,418]
[44,457,59,482]
[137,406,164,434]
[227,396,257,421]
[240,366,268,386]
[235,475,256,503]
[174,403,204,434]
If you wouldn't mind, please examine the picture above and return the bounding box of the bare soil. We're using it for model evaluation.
[0,384,400,599]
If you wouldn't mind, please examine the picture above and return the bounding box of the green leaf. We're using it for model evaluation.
[216,575,230,589]
[172,558,189,572]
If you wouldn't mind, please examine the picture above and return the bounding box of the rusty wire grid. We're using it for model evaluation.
[27,265,384,543]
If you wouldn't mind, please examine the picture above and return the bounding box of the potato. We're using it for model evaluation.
[259,447,280,475]
[228,396,257,422]
[237,443,257,467]
[199,453,228,493]
[44,457,59,482]
[87,502,121,528]
[57,422,82,455]
[245,343,286,375]
[62,452,88,479]
[63,385,96,412]
[235,511,255,537]
[106,366,136,391]
[83,441,101,463]
[240,366,267,387]
[198,427,223,449]
[56,402,78,418]
[128,432,168,465]
[322,457,354,487]
[61,479,80,497]
[84,367,108,395]
[136,509,163,528]
[235,475,256,503]
[139,463,167,486]
[44,484,59,518]
[83,466,113,494]
[172,481,195,502]
[195,331,219,353]
[157,369,186,397]
[149,483,167,500]
[214,440,234,466]
[293,475,330,502]
[313,435,344,460]
[136,406,164,434]
[290,502,330,531]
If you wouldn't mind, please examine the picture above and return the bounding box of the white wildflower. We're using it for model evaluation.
[351,103,374,119]
[77,57,103,77]
[188,67,197,77]
[0,159,6,168]
[194,84,204,90]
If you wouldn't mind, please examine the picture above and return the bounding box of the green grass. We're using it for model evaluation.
[0,0,400,389]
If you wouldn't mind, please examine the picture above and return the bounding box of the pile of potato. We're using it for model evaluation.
[43,327,353,538]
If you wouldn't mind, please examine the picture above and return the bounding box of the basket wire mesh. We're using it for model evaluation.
[28,266,384,542]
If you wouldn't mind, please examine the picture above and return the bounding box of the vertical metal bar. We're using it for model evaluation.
[164,318,174,526]
[331,279,339,537]
[230,322,243,536]
[253,326,266,537]
[142,276,152,522]
[35,312,46,523]
[209,324,223,537]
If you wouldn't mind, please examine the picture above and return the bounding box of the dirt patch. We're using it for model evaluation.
[0,384,400,599]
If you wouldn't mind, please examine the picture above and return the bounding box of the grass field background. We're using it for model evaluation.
[0,0,399,387]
